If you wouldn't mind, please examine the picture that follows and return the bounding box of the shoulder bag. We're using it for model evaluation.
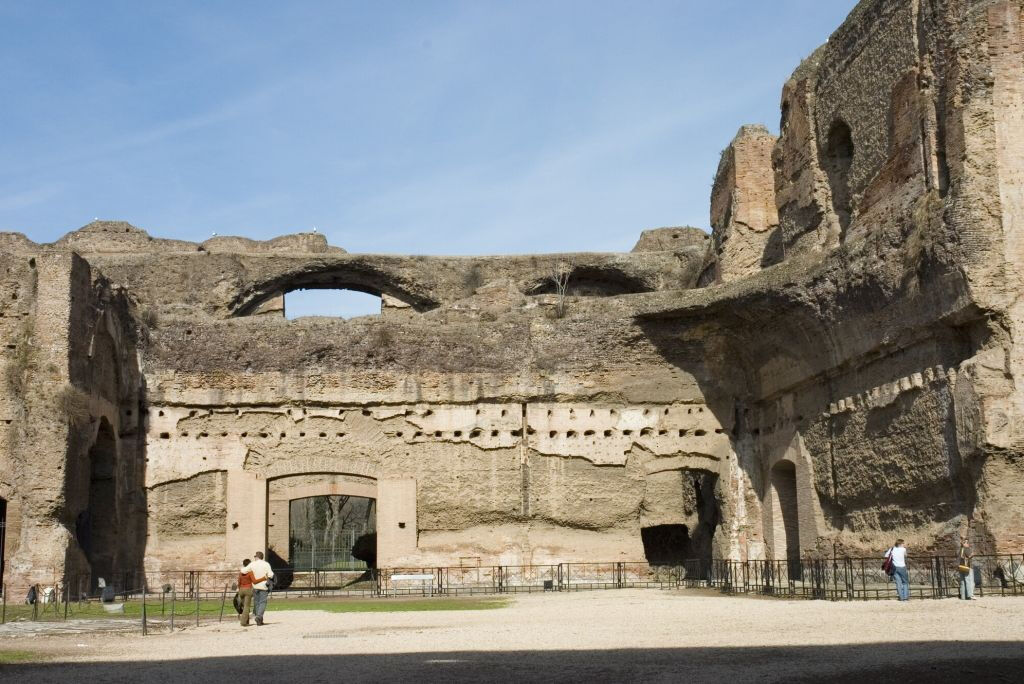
[882,549,895,576]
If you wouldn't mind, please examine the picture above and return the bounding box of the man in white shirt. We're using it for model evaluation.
[884,539,909,601]
[249,551,275,625]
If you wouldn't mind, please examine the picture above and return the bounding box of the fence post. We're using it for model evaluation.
[64,575,70,620]
[142,583,148,636]
[219,585,227,623]
[2,583,5,624]
[170,589,175,632]
[195,586,200,627]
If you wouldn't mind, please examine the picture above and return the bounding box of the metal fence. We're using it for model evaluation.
[0,582,234,633]
[680,554,1024,600]
[287,550,368,572]
[3,554,1023,630]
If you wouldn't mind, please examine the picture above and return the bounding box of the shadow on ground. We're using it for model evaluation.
[2,642,1022,683]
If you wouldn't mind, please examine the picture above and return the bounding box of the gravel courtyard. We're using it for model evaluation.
[3,590,1023,683]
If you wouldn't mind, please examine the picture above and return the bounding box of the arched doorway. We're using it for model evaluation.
[288,495,376,570]
[769,460,800,572]
[84,418,119,585]
[265,474,378,574]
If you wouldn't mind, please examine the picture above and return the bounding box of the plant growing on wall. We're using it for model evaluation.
[550,260,574,319]
[56,384,92,428]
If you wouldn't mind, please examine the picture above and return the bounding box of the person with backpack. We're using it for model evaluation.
[884,539,910,601]
[957,538,975,600]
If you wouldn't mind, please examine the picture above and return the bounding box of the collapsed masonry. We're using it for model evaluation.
[2,0,1023,588]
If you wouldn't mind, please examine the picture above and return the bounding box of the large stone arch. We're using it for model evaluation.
[230,260,441,317]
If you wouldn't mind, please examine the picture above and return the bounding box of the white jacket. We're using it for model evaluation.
[250,559,274,590]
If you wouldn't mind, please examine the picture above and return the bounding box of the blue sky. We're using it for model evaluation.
[0,1,855,315]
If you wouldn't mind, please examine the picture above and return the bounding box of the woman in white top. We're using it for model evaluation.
[884,539,910,601]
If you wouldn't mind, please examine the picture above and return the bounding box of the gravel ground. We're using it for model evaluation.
[2,590,1023,683]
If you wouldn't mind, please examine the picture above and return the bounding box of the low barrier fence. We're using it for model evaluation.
[2,554,1021,629]
[680,554,1024,600]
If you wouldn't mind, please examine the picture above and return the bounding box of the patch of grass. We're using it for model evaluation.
[56,384,92,428]
[2,599,230,621]
[0,596,508,623]
[0,650,43,664]
[272,597,509,613]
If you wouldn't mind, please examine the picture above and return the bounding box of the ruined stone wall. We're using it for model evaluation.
[0,241,146,587]
[651,0,1024,558]
[709,125,779,282]
[137,294,736,568]
[3,0,1023,586]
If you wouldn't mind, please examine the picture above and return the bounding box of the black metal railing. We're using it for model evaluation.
[3,553,1023,630]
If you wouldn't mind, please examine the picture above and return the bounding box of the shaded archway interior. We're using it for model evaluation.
[527,264,656,297]
[769,460,800,566]
[81,418,120,587]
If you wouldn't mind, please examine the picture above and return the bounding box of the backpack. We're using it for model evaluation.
[882,549,895,576]
[25,585,37,605]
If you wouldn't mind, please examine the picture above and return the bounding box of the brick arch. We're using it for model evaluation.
[256,456,381,481]
[230,260,441,317]
[268,474,378,501]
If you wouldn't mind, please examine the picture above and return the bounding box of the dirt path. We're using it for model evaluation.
[3,590,1023,682]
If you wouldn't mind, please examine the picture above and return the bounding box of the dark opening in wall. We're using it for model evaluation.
[0,497,6,588]
[288,495,376,571]
[85,418,118,587]
[821,120,854,236]
[769,460,800,575]
[641,524,690,566]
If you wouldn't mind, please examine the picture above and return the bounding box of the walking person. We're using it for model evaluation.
[249,551,275,626]
[236,559,260,626]
[884,539,910,601]
[957,538,975,600]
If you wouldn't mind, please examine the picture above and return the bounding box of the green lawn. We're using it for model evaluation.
[1,599,229,621]
[0,596,508,622]
[0,650,43,664]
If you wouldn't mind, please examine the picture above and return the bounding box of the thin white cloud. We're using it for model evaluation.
[0,183,64,212]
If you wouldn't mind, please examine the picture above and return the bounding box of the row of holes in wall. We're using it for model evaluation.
[151,406,707,419]
[157,427,724,439]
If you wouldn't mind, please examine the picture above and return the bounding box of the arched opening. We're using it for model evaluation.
[265,473,379,586]
[821,120,854,235]
[84,418,119,585]
[769,460,800,572]
[526,265,654,298]
[284,288,383,319]
[289,495,376,570]
[641,524,691,565]
[231,265,438,317]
